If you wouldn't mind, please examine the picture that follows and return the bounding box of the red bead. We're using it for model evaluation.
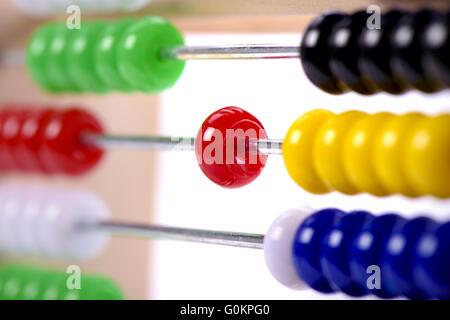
[14,109,58,173]
[195,106,268,188]
[39,108,104,175]
[0,109,20,171]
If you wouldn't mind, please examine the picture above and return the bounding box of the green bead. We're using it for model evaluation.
[66,21,110,93]
[77,274,125,300]
[46,24,81,92]
[117,16,185,93]
[95,18,135,92]
[26,23,60,92]
[0,265,125,300]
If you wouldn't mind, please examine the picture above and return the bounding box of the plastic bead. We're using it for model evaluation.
[66,21,110,93]
[0,264,124,300]
[413,221,450,300]
[283,109,332,194]
[292,208,345,292]
[300,12,346,94]
[349,214,405,298]
[391,9,446,93]
[0,107,104,176]
[329,11,378,94]
[95,18,135,92]
[372,113,425,197]
[0,185,109,261]
[264,207,314,290]
[288,209,449,299]
[283,109,450,198]
[383,217,437,299]
[26,23,59,92]
[26,16,185,94]
[195,106,268,188]
[342,112,393,196]
[46,24,81,92]
[314,110,366,195]
[321,211,374,296]
[404,114,450,198]
[300,9,449,95]
[359,10,410,94]
[116,16,186,93]
[422,12,450,86]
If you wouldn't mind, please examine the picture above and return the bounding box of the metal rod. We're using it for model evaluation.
[160,45,301,60]
[85,135,197,151]
[88,221,265,249]
[83,134,284,155]
[0,44,301,66]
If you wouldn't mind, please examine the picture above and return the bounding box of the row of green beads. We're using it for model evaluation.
[0,265,124,300]
[26,16,186,94]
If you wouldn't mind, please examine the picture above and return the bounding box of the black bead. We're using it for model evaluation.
[359,10,410,94]
[300,12,346,94]
[329,11,379,95]
[390,9,445,93]
[422,11,450,86]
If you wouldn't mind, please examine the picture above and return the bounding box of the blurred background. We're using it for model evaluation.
[0,0,449,299]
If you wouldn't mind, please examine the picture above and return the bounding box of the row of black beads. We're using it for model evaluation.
[300,9,449,95]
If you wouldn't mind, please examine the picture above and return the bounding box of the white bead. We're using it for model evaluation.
[264,207,314,290]
[11,0,55,17]
[0,184,109,261]
[58,189,109,260]
[0,186,25,255]
[15,188,47,257]
[12,0,151,16]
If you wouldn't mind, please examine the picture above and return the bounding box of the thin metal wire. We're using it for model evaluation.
[0,44,301,66]
[85,135,196,151]
[87,221,265,249]
[83,134,284,155]
[160,44,301,60]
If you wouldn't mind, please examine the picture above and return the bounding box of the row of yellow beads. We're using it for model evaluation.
[282,109,450,198]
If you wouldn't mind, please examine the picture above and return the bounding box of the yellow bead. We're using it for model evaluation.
[373,113,425,197]
[314,110,367,195]
[283,109,333,194]
[404,114,450,198]
[343,112,393,196]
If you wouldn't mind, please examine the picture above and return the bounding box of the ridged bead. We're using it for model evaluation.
[0,264,123,300]
[195,106,268,188]
[26,16,185,94]
[0,185,109,261]
[329,11,379,94]
[390,9,446,93]
[300,12,346,94]
[300,9,449,95]
[0,107,104,176]
[359,10,410,94]
[283,109,450,198]
[291,209,449,299]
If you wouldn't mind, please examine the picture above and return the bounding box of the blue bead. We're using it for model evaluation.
[349,214,405,298]
[292,208,345,293]
[413,222,450,299]
[320,211,374,296]
[383,217,437,299]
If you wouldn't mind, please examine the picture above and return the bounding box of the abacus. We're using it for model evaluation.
[0,0,449,301]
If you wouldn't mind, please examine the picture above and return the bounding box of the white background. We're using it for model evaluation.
[149,33,450,299]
